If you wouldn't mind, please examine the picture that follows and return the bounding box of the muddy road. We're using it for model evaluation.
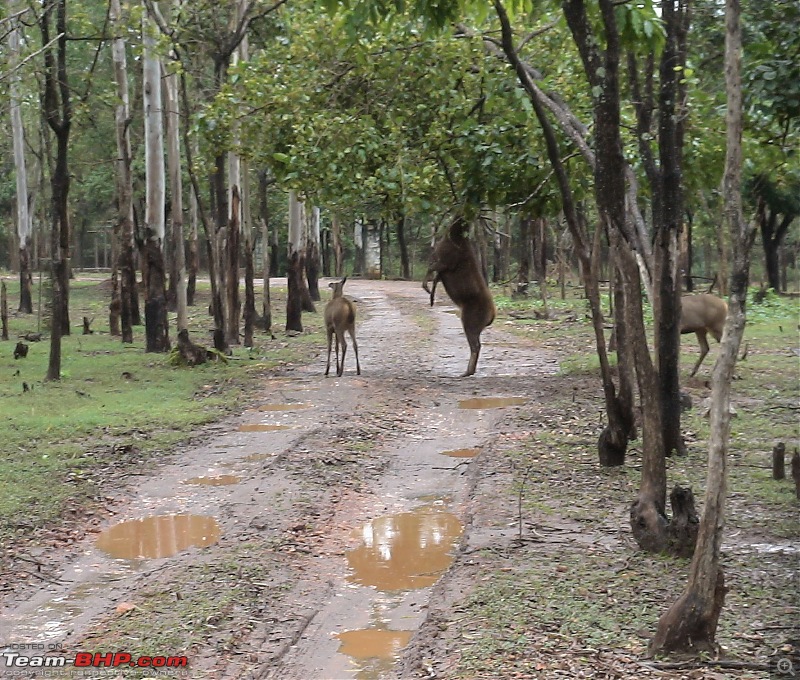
[0,279,559,679]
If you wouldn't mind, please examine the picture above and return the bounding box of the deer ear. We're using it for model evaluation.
[341,276,347,286]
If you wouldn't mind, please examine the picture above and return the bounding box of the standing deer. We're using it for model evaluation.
[681,293,728,376]
[324,277,361,377]
[422,216,496,377]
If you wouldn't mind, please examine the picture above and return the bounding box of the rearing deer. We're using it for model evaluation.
[324,277,361,377]
[422,216,496,377]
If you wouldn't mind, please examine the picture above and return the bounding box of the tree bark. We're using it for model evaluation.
[142,5,169,352]
[258,169,272,334]
[332,213,344,277]
[42,0,71,381]
[651,0,755,652]
[164,43,188,332]
[396,212,410,279]
[9,11,33,314]
[286,191,305,332]
[306,205,321,300]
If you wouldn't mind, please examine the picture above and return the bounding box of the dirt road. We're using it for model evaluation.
[0,279,558,679]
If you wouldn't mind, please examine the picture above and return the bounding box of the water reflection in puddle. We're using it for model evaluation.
[346,507,462,591]
[96,514,220,560]
[238,424,292,432]
[458,396,526,409]
[256,403,312,412]
[336,628,412,679]
[183,475,240,486]
[439,448,479,458]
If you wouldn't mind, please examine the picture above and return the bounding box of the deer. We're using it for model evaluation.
[324,277,361,377]
[681,293,728,377]
[422,216,496,377]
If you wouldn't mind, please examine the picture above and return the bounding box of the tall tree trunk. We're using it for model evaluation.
[364,218,381,279]
[298,199,316,312]
[332,213,344,277]
[226,184,241,345]
[41,0,71,381]
[258,169,272,334]
[286,190,304,332]
[650,0,755,651]
[306,205,321,300]
[396,212,410,279]
[353,218,364,276]
[164,41,188,332]
[9,11,33,314]
[142,5,169,352]
[517,215,531,293]
[242,166,256,346]
[186,138,199,306]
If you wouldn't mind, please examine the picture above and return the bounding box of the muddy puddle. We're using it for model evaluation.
[238,423,293,432]
[346,506,462,591]
[439,448,480,458]
[336,628,413,679]
[458,396,527,409]
[95,514,220,560]
[183,474,240,486]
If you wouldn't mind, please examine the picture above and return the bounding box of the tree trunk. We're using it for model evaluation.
[306,205,321,300]
[225,183,241,346]
[516,215,531,294]
[242,163,256,347]
[332,213,344,277]
[41,0,71,381]
[142,6,169,352]
[396,212,410,279]
[258,169,272,334]
[286,190,304,332]
[297,199,316,313]
[353,218,364,276]
[164,48,188,332]
[9,12,33,314]
[186,139,200,306]
[364,218,381,279]
[1,281,9,340]
[651,0,755,652]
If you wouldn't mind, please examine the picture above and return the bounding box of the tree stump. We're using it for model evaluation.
[772,442,786,480]
[176,330,208,366]
[82,317,94,335]
[791,449,800,501]
[667,485,699,558]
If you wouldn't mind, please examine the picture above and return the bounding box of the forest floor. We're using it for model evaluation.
[0,279,797,680]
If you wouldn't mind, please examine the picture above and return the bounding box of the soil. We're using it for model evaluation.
[0,280,796,680]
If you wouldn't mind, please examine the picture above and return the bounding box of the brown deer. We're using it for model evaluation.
[422,216,496,376]
[681,293,728,377]
[324,277,361,377]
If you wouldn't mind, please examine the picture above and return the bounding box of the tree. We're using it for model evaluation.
[41,0,72,381]
[8,6,33,314]
[142,1,170,352]
[286,190,305,332]
[110,0,137,344]
[650,0,756,652]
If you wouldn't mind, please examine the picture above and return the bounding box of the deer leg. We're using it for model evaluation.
[325,327,334,376]
[422,269,440,306]
[462,326,481,377]
[348,326,361,375]
[690,330,710,377]
[337,331,347,377]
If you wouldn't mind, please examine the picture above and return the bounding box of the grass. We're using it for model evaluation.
[1,273,326,539]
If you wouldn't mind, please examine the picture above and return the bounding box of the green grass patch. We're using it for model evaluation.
[1,274,325,539]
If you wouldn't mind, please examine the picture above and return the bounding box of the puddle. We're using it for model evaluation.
[238,424,292,432]
[96,514,220,560]
[346,507,462,591]
[439,448,479,458]
[336,628,413,678]
[256,403,312,411]
[458,397,526,409]
[183,475,240,486]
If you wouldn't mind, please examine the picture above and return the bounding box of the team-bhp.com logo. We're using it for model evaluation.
[2,650,189,670]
